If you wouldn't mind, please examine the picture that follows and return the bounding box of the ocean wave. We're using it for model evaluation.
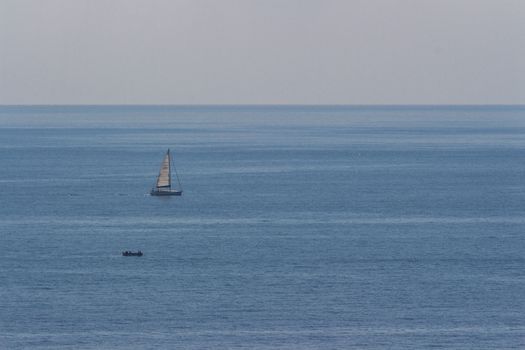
[2,215,525,227]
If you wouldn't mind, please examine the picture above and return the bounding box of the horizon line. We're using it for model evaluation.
[1,103,524,107]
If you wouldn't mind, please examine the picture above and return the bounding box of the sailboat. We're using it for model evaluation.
[150,149,183,196]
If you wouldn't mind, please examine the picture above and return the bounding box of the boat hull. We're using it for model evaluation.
[150,189,182,196]
[122,251,143,256]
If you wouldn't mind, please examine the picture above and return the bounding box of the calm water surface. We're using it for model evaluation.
[0,105,524,349]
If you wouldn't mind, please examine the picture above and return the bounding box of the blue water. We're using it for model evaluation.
[1,105,524,349]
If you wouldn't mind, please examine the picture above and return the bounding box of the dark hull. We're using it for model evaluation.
[150,189,182,196]
[122,251,143,257]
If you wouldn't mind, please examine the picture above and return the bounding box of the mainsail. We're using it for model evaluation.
[156,151,171,188]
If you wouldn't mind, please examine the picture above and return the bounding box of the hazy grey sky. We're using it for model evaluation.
[1,0,524,104]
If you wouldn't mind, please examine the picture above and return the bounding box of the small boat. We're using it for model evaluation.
[150,149,183,196]
[122,250,143,257]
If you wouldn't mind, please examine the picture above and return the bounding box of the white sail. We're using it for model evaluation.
[156,152,171,188]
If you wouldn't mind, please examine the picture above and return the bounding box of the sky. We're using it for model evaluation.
[0,0,524,105]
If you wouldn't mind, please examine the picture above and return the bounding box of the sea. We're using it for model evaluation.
[0,105,524,349]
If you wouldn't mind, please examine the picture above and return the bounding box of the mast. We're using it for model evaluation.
[168,148,172,189]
